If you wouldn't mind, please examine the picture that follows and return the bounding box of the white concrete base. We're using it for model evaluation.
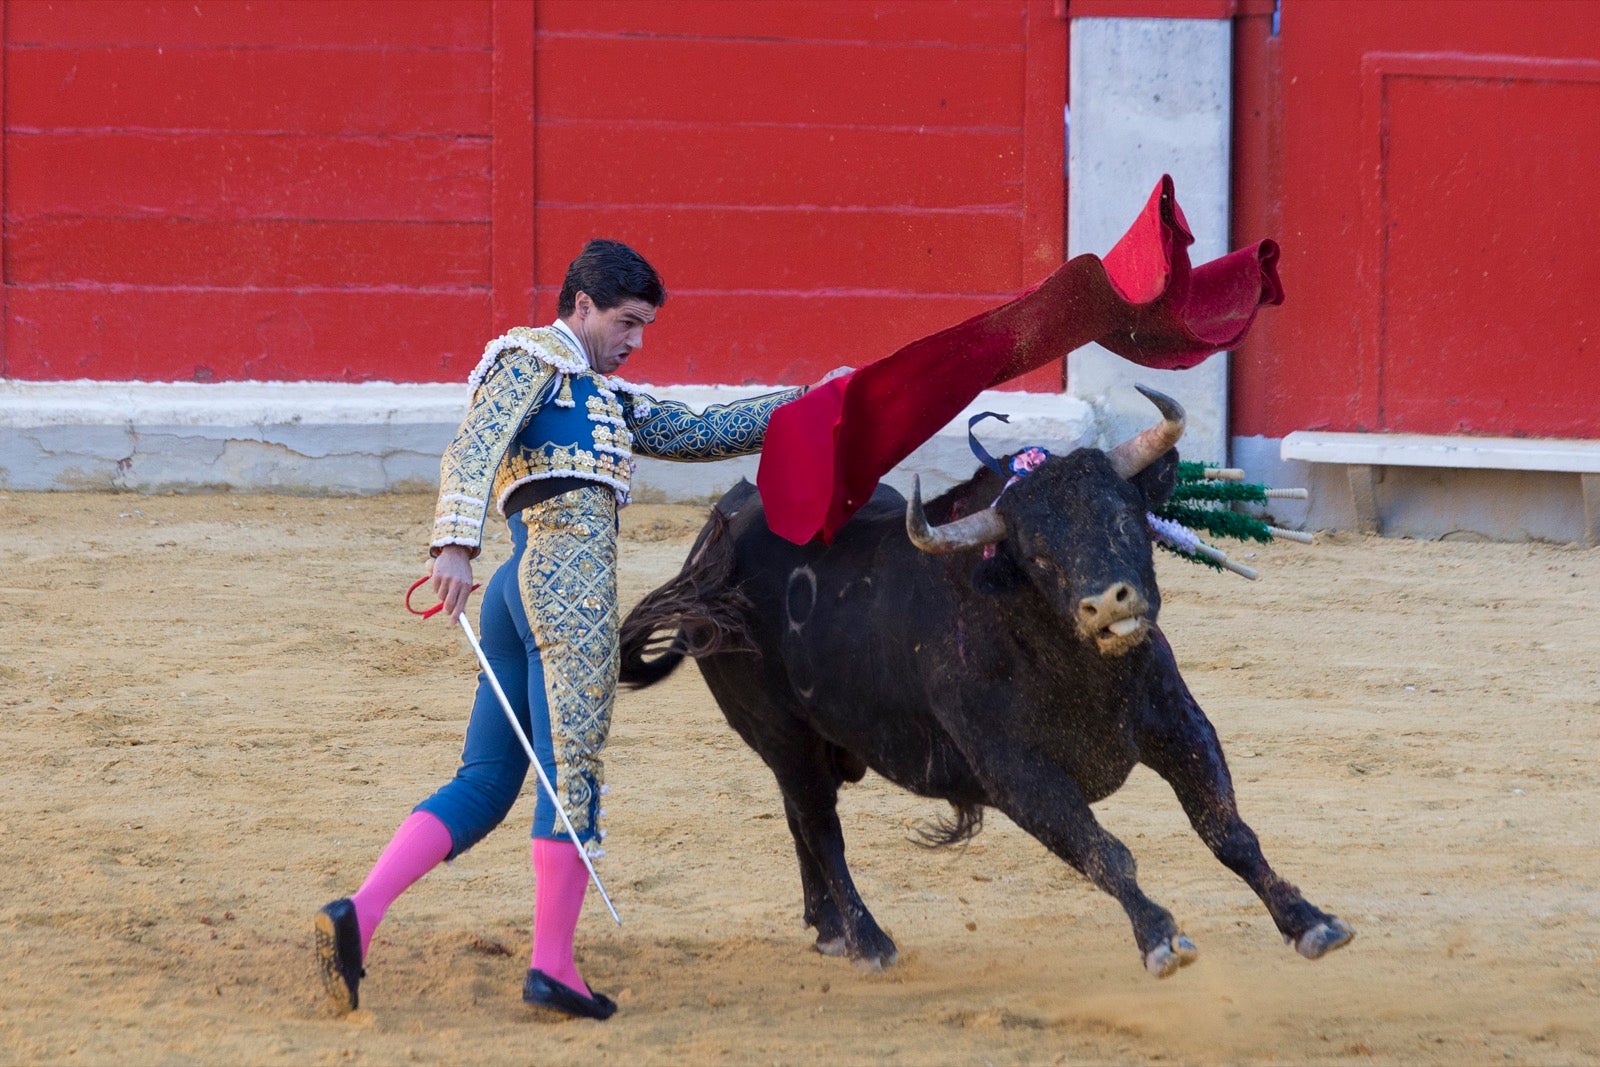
[1280,431,1600,474]
[1233,435,1596,546]
[1281,430,1600,546]
[0,380,465,495]
[0,380,1096,503]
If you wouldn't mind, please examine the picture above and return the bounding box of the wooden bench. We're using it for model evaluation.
[1280,431,1600,546]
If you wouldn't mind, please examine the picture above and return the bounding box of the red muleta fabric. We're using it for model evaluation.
[756,175,1284,545]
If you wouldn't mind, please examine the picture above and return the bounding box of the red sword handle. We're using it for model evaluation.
[406,574,480,619]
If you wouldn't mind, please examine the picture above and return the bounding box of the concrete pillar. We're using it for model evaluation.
[1067,16,1234,465]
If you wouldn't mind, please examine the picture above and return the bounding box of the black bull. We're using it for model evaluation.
[619,389,1354,978]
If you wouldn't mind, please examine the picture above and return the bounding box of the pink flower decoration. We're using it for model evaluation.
[1010,447,1049,475]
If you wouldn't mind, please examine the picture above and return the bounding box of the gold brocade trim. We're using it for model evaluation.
[432,352,562,554]
[591,422,632,454]
[492,444,634,513]
[518,486,619,842]
[489,374,636,511]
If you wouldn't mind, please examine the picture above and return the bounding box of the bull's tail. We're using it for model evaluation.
[619,507,758,690]
[913,802,986,849]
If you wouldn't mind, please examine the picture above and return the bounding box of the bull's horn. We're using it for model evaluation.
[906,475,1007,554]
[1106,385,1187,479]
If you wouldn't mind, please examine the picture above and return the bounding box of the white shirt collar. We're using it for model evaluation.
[549,318,590,368]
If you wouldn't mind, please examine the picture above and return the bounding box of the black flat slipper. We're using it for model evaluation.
[314,898,365,1014]
[522,968,617,1020]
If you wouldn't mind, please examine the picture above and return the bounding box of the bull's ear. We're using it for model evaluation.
[1130,449,1179,508]
[972,546,1026,595]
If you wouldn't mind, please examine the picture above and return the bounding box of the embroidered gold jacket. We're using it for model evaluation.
[430,326,803,556]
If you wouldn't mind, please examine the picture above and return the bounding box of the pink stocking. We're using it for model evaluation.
[531,838,592,996]
[349,811,453,960]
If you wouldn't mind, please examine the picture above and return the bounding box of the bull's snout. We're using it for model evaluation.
[1075,581,1150,656]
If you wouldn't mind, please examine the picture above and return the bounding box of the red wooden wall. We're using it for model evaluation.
[1232,0,1600,440]
[4,0,496,382]
[1,0,1066,388]
[528,0,1065,389]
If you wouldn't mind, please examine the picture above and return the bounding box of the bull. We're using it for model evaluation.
[619,387,1353,977]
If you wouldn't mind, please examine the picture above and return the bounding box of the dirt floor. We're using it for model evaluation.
[1,490,1597,1066]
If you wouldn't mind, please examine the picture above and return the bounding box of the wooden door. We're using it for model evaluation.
[1233,0,1600,438]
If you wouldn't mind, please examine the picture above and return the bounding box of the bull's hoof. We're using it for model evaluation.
[813,934,848,957]
[851,944,898,972]
[1143,934,1198,978]
[1294,917,1355,960]
[847,928,899,971]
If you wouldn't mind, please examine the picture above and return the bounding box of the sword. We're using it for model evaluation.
[408,577,621,925]
[456,614,622,925]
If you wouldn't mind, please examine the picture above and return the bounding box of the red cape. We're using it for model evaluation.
[756,176,1283,545]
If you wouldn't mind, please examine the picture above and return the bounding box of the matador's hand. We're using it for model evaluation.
[805,366,854,394]
[429,546,476,622]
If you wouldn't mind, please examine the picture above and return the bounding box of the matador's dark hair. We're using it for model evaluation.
[557,238,666,317]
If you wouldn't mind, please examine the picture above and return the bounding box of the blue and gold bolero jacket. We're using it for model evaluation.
[431,326,802,556]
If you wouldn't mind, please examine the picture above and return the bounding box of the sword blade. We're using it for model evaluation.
[456,614,622,925]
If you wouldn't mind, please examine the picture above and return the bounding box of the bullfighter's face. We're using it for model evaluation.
[573,293,658,374]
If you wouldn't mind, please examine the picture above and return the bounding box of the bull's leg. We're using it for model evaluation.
[963,740,1196,977]
[770,753,898,970]
[783,799,848,956]
[698,659,892,967]
[1138,632,1355,960]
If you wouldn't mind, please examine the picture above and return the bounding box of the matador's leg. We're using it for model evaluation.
[520,485,619,847]
[518,485,620,1009]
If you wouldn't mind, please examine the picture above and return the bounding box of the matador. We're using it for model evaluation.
[315,239,845,1020]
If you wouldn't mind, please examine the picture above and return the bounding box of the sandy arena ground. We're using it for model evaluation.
[1,490,1597,1065]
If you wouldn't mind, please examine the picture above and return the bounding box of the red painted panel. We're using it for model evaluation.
[491,0,537,332]
[3,0,1064,389]
[6,288,491,382]
[528,0,1062,393]
[1,1,7,375]
[538,0,1024,46]
[7,0,491,48]
[9,47,491,134]
[1228,9,1288,434]
[1070,0,1235,17]
[534,206,1026,294]
[544,290,1009,388]
[7,218,489,288]
[1232,0,1600,439]
[535,37,1024,128]
[1368,57,1600,437]
[1021,0,1066,283]
[536,123,1022,210]
[621,291,1057,393]
[1004,361,1063,393]
[8,132,490,220]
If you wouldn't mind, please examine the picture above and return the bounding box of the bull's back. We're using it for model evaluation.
[706,483,980,801]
